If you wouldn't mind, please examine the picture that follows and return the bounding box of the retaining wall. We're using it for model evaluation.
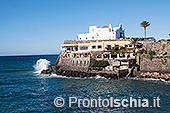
[140,56,170,72]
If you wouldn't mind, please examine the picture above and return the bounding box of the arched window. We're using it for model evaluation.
[72,61,74,65]
[84,61,86,65]
[80,61,82,65]
[76,61,78,65]
[87,61,89,65]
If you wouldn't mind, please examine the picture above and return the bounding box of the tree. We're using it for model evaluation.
[140,21,150,38]
[130,37,139,53]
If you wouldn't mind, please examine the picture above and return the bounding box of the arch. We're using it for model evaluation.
[84,61,86,65]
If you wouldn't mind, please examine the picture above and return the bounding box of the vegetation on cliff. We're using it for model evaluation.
[130,37,139,53]
[92,60,109,68]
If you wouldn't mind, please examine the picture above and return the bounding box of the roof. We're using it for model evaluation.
[102,25,109,28]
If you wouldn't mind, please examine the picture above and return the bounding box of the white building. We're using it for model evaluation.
[77,24,125,41]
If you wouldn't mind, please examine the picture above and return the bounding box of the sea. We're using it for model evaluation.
[0,55,170,113]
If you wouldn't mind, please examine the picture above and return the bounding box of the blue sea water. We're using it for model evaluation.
[0,55,170,113]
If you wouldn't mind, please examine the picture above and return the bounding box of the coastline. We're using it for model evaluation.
[41,65,129,79]
[41,64,170,82]
[40,52,170,82]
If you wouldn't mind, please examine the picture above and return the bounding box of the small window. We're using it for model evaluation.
[125,45,128,47]
[72,61,74,65]
[86,37,88,39]
[129,45,132,47]
[87,61,89,65]
[92,29,94,31]
[80,38,81,40]
[74,53,76,57]
[85,53,88,57]
[98,45,102,49]
[75,47,78,51]
[92,37,94,39]
[92,46,96,49]
[80,61,82,65]
[84,61,86,65]
[76,61,78,64]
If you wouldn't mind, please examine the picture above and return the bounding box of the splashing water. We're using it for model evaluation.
[34,59,50,73]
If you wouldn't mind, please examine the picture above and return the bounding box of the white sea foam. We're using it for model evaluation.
[34,59,50,74]
[38,73,107,80]
[94,75,106,79]
[127,77,170,83]
[50,73,67,78]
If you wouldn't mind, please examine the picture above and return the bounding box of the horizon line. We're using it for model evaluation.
[0,53,59,57]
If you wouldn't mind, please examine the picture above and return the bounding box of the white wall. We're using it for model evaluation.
[77,24,125,41]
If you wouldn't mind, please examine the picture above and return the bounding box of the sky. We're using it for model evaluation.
[0,0,170,56]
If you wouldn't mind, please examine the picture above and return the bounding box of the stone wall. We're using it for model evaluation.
[143,40,170,55]
[58,57,91,72]
[140,56,170,72]
[134,71,170,81]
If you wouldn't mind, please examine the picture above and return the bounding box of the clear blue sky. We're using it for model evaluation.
[0,0,170,56]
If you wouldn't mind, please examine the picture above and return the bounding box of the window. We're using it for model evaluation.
[129,45,132,47]
[80,61,82,65]
[67,48,70,50]
[92,46,96,49]
[84,61,86,65]
[80,38,81,40]
[72,61,74,65]
[86,37,88,39]
[92,37,94,39]
[73,53,76,57]
[80,46,88,50]
[79,53,83,57]
[75,47,78,51]
[120,33,123,38]
[92,29,94,31]
[87,61,89,65]
[98,45,102,49]
[85,53,88,57]
[76,61,78,65]
[125,45,128,47]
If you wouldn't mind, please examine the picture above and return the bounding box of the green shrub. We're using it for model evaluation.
[163,52,167,55]
[133,63,138,67]
[149,51,156,55]
[149,54,153,60]
[92,60,109,68]
[138,49,147,55]
[148,51,155,61]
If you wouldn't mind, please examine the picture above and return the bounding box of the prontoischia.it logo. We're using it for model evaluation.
[54,96,160,108]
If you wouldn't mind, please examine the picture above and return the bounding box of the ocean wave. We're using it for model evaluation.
[127,77,170,84]
[33,59,50,74]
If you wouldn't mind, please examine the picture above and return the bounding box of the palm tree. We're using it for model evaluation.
[140,21,150,38]
[130,37,139,53]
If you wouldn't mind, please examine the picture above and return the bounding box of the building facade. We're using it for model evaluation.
[59,24,155,71]
[77,24,125,41]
